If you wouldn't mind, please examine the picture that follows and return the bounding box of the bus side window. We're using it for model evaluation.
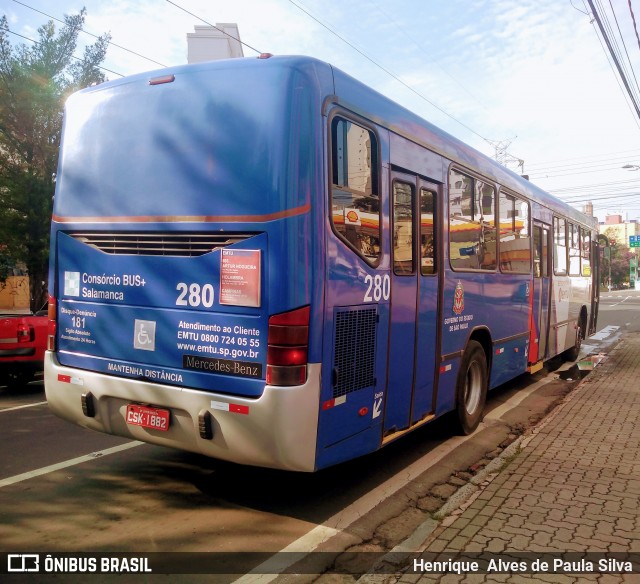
[554,217,567,275]
[499,192,530,273]
[393,181,415,275]
[420,187,436,275]
[542,227,549,278]
[581,228,591,276]
[449,169,496,271]
[533,225,542,278]
[568,223,581,276]
[330,117,381,264]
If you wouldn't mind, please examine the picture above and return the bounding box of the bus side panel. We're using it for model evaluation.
[490,335,530,388]
[439,272,530,398]
[549,275,571,356]
[315,262,391,469]
[315,125,391,470]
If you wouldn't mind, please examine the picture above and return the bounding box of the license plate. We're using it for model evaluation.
[126,404,170,432]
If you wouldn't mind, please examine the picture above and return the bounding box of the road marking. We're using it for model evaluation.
[233,431,481,584]
[0,401,48,413]
[611,296,631,307]
[0,442,143,488]
[232,374,558,584]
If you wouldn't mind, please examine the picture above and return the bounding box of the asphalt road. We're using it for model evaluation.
[0,298,629,580]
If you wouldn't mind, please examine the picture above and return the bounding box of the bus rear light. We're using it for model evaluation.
[266,306,310,386]
[267,345,308,366]
[267,324,309,345]
[266,365,307,386]
[47,295,57,351]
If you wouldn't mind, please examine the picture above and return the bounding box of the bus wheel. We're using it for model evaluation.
[565,318,584,362]
[455,340,488,435]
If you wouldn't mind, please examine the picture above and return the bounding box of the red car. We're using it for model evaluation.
[0,308,48,388]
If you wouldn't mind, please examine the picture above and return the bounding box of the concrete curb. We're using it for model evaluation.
[355,436,526,581]
[432,435,524,522]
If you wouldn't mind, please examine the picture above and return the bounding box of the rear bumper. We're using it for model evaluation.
[44,352,320,471]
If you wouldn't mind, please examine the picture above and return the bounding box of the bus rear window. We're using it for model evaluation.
[330,117,380,264]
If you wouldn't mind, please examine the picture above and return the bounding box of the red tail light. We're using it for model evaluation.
[266,306,309,386]
[17,323,33,342]
[47,295,57,351]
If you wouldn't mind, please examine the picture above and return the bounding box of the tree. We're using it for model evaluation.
[603,228,635,289]
[0,9,110,310]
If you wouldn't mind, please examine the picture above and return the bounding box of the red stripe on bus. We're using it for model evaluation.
[52,203,311,224]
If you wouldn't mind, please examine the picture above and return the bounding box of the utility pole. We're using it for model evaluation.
[487,138,525,175]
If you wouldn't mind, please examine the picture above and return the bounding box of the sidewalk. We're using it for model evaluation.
[385,333,640,583]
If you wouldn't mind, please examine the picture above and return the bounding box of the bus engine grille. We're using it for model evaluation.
[69,232,255,257]
[333,307,377,398]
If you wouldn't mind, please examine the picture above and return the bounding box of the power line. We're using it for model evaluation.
[529,161,636,178]
[11,0,167,68]
[285,0,492,145]
[586,0,640,121]
[368,0,492,115]
[531,165,640,179]
[629,0,640,50]
[606,0,640,97]
[556,191,640,203]
[526,146,640,169]
[527,151,640,173]
[549,177,640,193]
[581,0,640,129]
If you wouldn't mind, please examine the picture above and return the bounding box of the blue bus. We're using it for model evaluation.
[45,55,598,471]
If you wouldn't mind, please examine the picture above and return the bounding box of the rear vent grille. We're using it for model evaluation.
[333,307,377,398]
[70,232,255,257]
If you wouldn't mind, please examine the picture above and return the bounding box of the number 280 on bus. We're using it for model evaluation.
[45,55,598,471]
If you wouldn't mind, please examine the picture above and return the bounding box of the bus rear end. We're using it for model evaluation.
[46,57,331,471]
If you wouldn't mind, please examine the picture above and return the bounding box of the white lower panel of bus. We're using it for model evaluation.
[44,353,320,472]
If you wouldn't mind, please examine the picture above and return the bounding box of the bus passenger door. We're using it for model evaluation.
[384,173,439,435]
[532,222,551,362]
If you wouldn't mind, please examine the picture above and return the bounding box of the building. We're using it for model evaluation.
[187,24,244,63]
[599,214,640,248]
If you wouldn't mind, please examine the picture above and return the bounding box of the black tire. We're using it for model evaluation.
[564,317,585,362]
[4,370,34,389]
[455,340,488,435]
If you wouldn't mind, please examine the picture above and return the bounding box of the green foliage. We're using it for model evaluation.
[0,9,110,310]
[602,228,637,289]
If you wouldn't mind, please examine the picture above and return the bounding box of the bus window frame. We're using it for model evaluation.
[328,110,382,268]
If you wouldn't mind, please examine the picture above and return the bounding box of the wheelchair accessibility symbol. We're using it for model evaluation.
[134,319,156,351]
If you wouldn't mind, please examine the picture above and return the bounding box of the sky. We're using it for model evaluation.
[3,0,640,223]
